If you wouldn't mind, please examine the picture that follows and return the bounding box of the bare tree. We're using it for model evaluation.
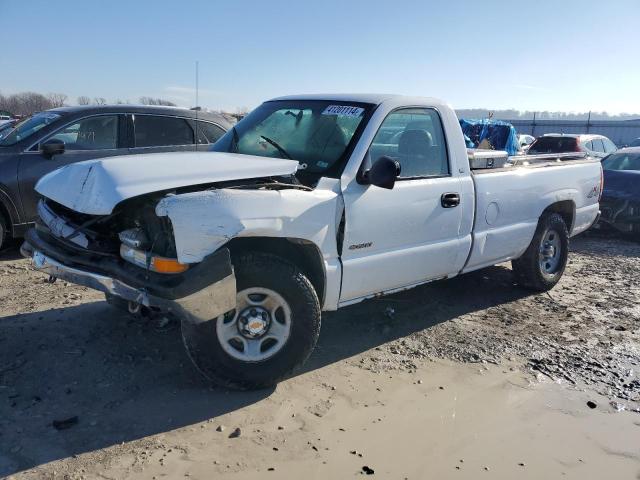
[0,91,54,116]
[139,96,176,106]
[93,97,107,105]
[77,96,91,105]
[47,93,68,108]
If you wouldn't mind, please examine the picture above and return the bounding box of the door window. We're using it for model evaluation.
[591,138,605,153]
[134,115,194,147]
[369,108,449,178]
[46,115,118,150]
[602,138,617,153]
[197,121,226,144]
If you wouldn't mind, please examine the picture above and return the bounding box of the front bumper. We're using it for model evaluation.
[22,232,237,324]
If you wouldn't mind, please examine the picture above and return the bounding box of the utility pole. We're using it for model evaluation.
[532,111,536,136]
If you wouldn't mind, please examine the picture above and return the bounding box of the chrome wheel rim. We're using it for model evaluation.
[216,287,291,362]
[539,229,562,276]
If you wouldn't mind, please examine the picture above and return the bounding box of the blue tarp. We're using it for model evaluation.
[459,119,520,156]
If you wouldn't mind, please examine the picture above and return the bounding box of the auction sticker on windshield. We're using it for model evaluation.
[322,105,364,117]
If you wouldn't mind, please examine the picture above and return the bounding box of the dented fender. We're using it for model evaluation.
[155,181,342,266]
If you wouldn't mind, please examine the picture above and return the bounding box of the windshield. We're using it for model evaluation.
[602,152,640,171]
[0,112,61,146]
[0,122,15,140]
[211,100,372,176]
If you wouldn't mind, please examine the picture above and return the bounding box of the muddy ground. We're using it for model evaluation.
[0,232,639,479]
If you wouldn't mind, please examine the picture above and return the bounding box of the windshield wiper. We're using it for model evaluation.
[260,135,292,160]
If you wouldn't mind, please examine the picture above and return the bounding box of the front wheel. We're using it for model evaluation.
[181,252,321,390]
[512,212,569,291]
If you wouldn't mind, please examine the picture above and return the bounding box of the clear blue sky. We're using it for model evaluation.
[1,0,638,113]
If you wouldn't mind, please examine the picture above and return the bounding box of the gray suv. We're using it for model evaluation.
[0,105,231,249]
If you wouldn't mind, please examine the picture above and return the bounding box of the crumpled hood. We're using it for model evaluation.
[602,169,640,201]
[35,151,299,215]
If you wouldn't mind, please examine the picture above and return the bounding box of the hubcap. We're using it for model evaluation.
[539,229,562,276]
[217,287,291,362]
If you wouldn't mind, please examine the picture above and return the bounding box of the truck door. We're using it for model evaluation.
[339,107,468,303]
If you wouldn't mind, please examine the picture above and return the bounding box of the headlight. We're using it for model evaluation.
[119,228,149,249]
[120,244,188,274]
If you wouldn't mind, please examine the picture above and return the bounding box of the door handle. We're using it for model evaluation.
[441,192,460,208]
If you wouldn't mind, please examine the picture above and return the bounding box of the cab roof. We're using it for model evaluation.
[268,93,446,108]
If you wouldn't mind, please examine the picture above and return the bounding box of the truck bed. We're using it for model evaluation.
[462,155,601,273]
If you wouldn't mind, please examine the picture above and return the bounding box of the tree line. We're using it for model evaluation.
[456,108,640,121]
[0,91,177,117]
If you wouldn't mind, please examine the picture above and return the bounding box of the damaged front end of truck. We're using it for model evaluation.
[20,152,320,326]
[22,194,238,324]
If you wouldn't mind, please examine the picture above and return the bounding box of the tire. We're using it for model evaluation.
[181,252,321,390]
[512,212,569,291]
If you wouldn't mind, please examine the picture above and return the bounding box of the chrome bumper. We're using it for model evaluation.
[30,250,236,324]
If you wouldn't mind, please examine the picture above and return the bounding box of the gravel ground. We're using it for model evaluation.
[0,231,638,478]
[335,232,640,403]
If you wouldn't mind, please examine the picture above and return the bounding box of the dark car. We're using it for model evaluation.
[527,133,617,158]
[599,147,640,234]
[0,105,231,249]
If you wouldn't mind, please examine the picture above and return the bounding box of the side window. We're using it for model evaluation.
[603,138,617,153]
[583,140,593,151]
[592,138,605,153]
[369,108,449,178]
[197,121,226,144]
[46,115,119,150]
[134,115,194,147]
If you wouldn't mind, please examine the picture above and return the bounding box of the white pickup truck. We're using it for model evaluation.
[22,94,602,389]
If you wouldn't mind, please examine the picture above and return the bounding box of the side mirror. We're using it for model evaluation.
[41,138,65,158]
[362,156,401,189]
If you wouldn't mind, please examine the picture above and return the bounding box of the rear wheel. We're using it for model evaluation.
[181,252,321,390]
[512,212,569,291]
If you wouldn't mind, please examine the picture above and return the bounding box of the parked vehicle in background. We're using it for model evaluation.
[518,134,535,151]
[527,133,617,158]
[0,119,18,140]
[598,147,640,234]
[629,138,640,147]
[0,105,231,249]
[22,94,602,389]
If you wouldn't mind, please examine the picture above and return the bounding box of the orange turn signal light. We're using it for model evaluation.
[151,257,189,274]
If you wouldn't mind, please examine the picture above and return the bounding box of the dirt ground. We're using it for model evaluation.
[0,231,639,479]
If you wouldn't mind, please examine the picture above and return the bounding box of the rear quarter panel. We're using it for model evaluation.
[463,160,601,273]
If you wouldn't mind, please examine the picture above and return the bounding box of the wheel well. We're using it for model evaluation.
[543,200,575,233]
[225,237,326,305]
[0,201,11,238]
